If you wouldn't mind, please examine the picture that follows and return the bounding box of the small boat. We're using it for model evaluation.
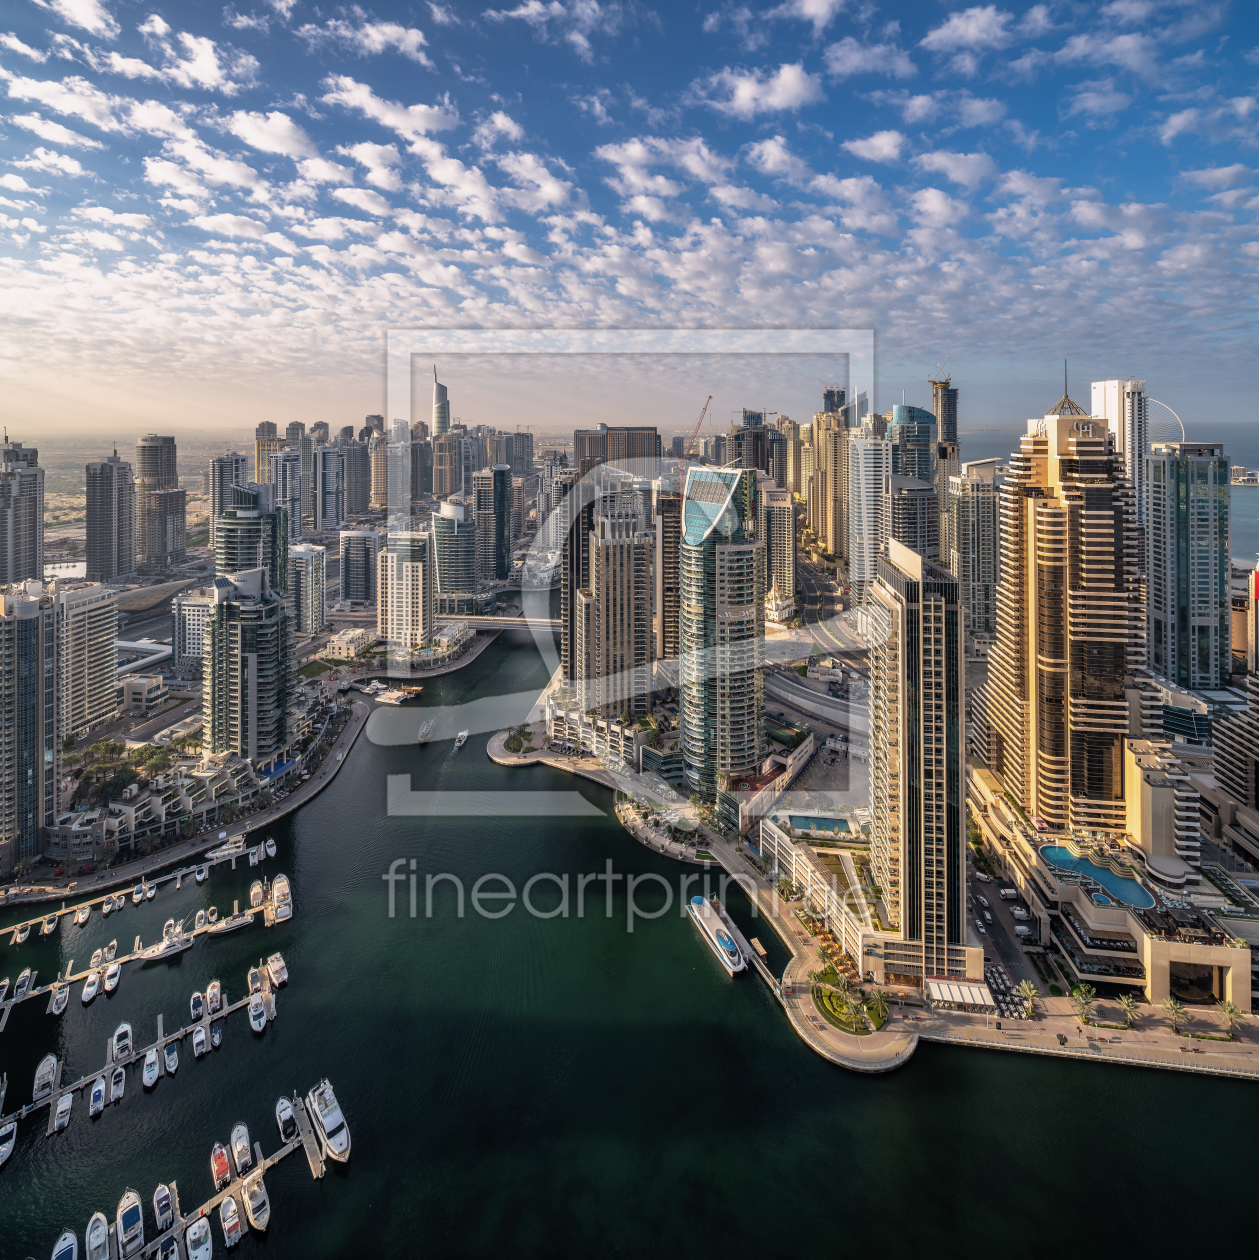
[272,874,292,922]
[139,934,194,962]
[14,967,33,1000]
[193,1025,207,1058]
[210,1141,231,1190]
[153,1183,174,1231]
[186,1217,212,1260]
[249,848,259,867]
[454,729,469,748]
[81,971,100,1004]
[242,1170,270,1231]
[266,953,288,986]
[0,1119,15,1165]
[264,838,276,859]
[248,992,266,1032]
[145,883,156,901]
[275,1096,297,1142]
[52,1229,77,1260]
[142,1049,159,1088]
[249,880,263,908]
[110,1066,125,1103]
[162,918,176,939]
[102,897,113,918]
[417,719,434,743]
[116,1187,144,1257]
[164,1042,178,1075]
[207,909,253,935]
[220,1193,242,1248]
[89,1074,106,1116]
[207,907,219,924]
[15,922,30,943]
[114,893,127,912]
[247,966,262,994]
[103,962,121,993]
[90,948,103,969]
[194,909,206,930]
[42,913,59,935]
[86,1212,110,1260]
[195,866,207,884]
[191,991,205,1021]
[230,1121,252,1173]
[104,939,117,962]
[0,977,8,1002]
[51,984,69,1014]
[54,1091,73,1131]
[210,1023,223,1048]
[132,885,144,906]
[34,1052,58,1099]
[76,904,91,927]
[207,978,222,1012]
[306,1078,351,1162]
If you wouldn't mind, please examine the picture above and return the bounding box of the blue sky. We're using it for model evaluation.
[1,0,1257,438]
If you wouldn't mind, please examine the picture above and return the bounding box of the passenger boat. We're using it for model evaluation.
[0,1119,15,1165]
[164,1042,178,1075]
[247,966,262,994]
[207,978,222,1012]
[249,847,259,867]
[81,971,100,1004]
[230,1121,252,1173]
[191,991,205,1021]
[89,1075,106,1117]
[210,1023,223,1048]
[193,1026,207,1058]
[42,913,59,935]
[454,729,469,748]
[266,953,288,986]
[14,967,33,1000]
[210,1141,231,1190]
[195,865,207,883]
[207,908,253,935]
[275,1096,297,1142]
[15,922,30,943]
[86,1211,110,1260]
[52,1229,77,1260]
[417,720,434,743]
[686,896,747,975]
[306,1079,351,1162]
[249,880,263,908]
[207,906,219,924]
[132,885,144,906]
[103,962,121,993]
[242,1170,271,1231]
[104,939,117,962]
[75,905,91,927]
[90,948,103,969]
[194,909,206,930]
[51,984,69,1014]
[153,1183,174,1232]
[264,838,276,859]
[186,1218,212,1260]
[219,1193,242,1248]
[271,874,292,922]
[116,1188,144,1257]
[34,1052,58,1099]
[54,1091,73,1131]
[248,992,267,1032]
[110,1066,125,1103]
[142,1049,159,1088]
[145,883,156,901]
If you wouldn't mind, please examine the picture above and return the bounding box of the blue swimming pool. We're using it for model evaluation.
[1039,846,1155,909]
[789,816,850,834]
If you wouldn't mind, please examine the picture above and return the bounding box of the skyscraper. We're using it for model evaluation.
[822,385,845,415]
[886,476,939,561]
[654,490,682,661]
[270,449,303,540]
[135,434,177,489]
[1092,378,1148,524]
[135,435,184,569]
[254,422,280,484]
[288,544,327,635]
[209,452,249,523]
[433,433,460,499]
[846,429,890,605]
[433,367,451,438]
[85,452,136,583]
[679,467,764,799]
[0,442,44,585]
[285,421,306,446]
[929,372,958,444]
[314,446,345,531]
[173,579,228,673]
[377,531,435,653]
[53,581,119,737]
[370,434,388,510]
[343,438,371,517]
[887,405,938,484]
[432,499,477,602]
[948,459,1001,638]
[338,529,382,603]
[473,464,511,583]
[1146,441,1231,688]
[758,478,796,619]
[214,495,289,594]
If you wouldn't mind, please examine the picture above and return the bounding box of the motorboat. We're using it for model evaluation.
[249,847,259,867]
[116,1187,144,1257]
[210,1023,223,1048]
[230,1121,252,1174]
[90,948,103,969]
[207,837,246,862]
[42,913,59,935]
[306,1079,350,1162]
[275,1096,297,1142]
[110,1066,125,1103]
[271,874,292,922]
[14,967,33,1000]
[104,939,117,962]
[417,720,434,743]
[162,918,176,939]
[52,1229,77,1260]
[86,1212,110,1260]
[207,978,222,1012]
[264,838,276,859]
[157,1236,178,1260]
[195,866,207,884]
[247,966,262,994]
[207,909,254,935]
[249,880,263,908]
[219,1193,242,1248]
[15,922,30,943]
[266,953,288,986]
[454,729,469,748]
[54,1091,73,1131]
[140,934,194,962]
[153,1183,174,1232]
[248,992,266,1032]
[0,976,7,1003]
[194,909,206,931]
[191,991,205,1021]
[186,1218,212,1260]
[101,897,113,918]
[0,1119,15,1165]
[132,885,144,906]
[207,906,219,925]
[242,1170,270,1231]
[193,1025,207,1057]
[81,971,100,1004]
[51,984,69,1015]
[103,962,121,993]
[211,1141,231,1191]
[114,893,127,912]
[76,905,91,927]
[142,1049,159,1088]
[89,1074,106,1117]
[164,1042,178,1075]
[686,896,747,975]
[145,883,156,901]
[34,1052,58,1099]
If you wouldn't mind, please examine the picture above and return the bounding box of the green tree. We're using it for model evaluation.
[1015,979,1040,1019]
[1160,996,1187,1033]
[867,987,889,1023]
[1214,999,1243,1037]
[1069,983,1098,1024]
[816,945,830,967]
[1116,993,1139,1027]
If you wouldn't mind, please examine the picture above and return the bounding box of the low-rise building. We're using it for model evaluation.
[326,626,376,659]
[545,697,651,767]
[118,673,168,717]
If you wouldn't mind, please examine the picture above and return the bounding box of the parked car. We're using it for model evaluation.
[975,920,987,935]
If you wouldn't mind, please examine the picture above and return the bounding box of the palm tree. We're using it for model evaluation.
[1160,996,1187,1033]
[1069,982,1097,1024]
[1116,993,1139,1027]
[816,945,830,967]
[846,997,868,1031]
[1015,979,1040,1018]
[867,987,889,1023]
[807,969,821,988]
[1214,999,1243,1038]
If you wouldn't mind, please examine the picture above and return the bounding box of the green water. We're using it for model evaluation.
[0,632,1254,1257]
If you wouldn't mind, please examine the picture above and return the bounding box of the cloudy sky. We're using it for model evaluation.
[1,0,1256,442]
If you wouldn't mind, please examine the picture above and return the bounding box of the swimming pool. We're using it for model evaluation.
[789,816,850,834]
[1039,846,1155,909]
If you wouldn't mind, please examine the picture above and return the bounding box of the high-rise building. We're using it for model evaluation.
[972,394,1143,833]
[433,434,460,499]
[135,435,177,489]
[173,579,228,673]
[370,434,388,509]
[511,476,526,542]
[310,421,329,444]
[758,478,796,619]
[364,415,384,435]
[887,405,938,484]
[314,446,345,531]
[411,438,432,500]
[214,497,289,593]
[561,477,599,683]
[209,452,249,523]
[0,442,44,585]
[342,438,371,517]
[288,544,327,635]
[0,582,57,876]
[886,476,939,561]
[1092,378,1148,523]
[204,568,294,769]
[285,421,305,446]
[85,452,136,583]
[270,449,303,540]
[822,386,845,415]
[433,368,451,438]
[948,459,1001,638]
[299,435,316,530]
[767,430,788,490]
[1146,441,1231,689]
[935,439,960,563]
[254,423,279,483]
[377,531,434,652]
[654,490,681,661]
[256,422,278,440]
[679,467,765,799]
[135,435,184,568]
[473,465,511,583]
[846,429,891,605]
[1214,672,1259,810]
[929,373,958,444]
[432,499,477,599]
[53,581,119,738]
[866,538,978,983]
[338,530,382,603]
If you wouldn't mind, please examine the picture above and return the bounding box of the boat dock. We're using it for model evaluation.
[712,898,782,996]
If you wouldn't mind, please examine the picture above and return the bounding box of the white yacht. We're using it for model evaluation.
[230,1121,252,1174]
[139,933,193,962]
[207,907,254,935]
[193,1026,207,1058]
[686,896,747,975]
[101,897,113,918]
[54,1091,73,1131]
[194,909,207,931]
[249,880,263,908]
[52,1229,78,1260]
[14,967,33,1000]
[207,906,219,924]
[104,939,117,962]
[132,885,144,906]
[86,1212,109,1260]
[271,874,292,922]
[249,847,259,867]
[207,978,222,1012]
[142,1048,159,1088]
[51,984,69,1015]
[75,905,91,927]
[275,1096,297,1142]
[89,1075,106,1117]
[164,1042,178,1075]
[153,1183,174,1232]
[306,1079,350,1162]
[210,1023,223,1048]
[248,992,266,1032]
[110,1066,125,1104]
[242,1170,270,1231]
[34,1052,58,1099]
[219,1194,242,1249]
[191,991,205,1021]
[145,884,156,901]
[81,971,100,1004]
[90,948,103,969]
[206,837,246,862]
[0,1119,15,1166]
[186,1218,212,1260]
[195,866,207,884]
[417,719,434,743]
[116,1188,144,1257]
[454,729,469,748]
[103,962,121,993]
[264,838,276,859]
[15,922,30,943]
[266,953,288,986]
[42,913,59,936]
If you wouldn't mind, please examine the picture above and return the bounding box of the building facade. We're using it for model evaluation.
[85,452,136,583]
[654,490,681,661]
[377,531,435,653]
[846,430,890,605]
[54,581,119,738]
[1092,378,1148,524]
[473,464,511,583]
[339,529,381,603]
[0,442,44,585]
[288,543,327,635]
[948,459,1000,638]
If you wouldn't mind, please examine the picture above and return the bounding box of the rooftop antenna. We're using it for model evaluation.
[1064,358,1068,398]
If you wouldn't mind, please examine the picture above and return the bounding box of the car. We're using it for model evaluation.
[975,920,987,935]
[53,865,64,877]
[79,862,95,874]
[983,910,993,924]
[977,895,990,908]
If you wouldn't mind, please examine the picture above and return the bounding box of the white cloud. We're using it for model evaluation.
[496,151,572,211]
[331,186,393,216]
[13,147,87,176]
[10,113,104,148]
[30,0,120,39]
[709,183,777,211]
[143,157,208,198]
[920,6,1014,52]
[296,18,432,66]
[408,138,501,222]
[1063,81,1132,121]
[913,150,997,187]
[911,186,968,227]
[73,203,151,227]
[226,110,317,158]
[0,73,128,133]
[1055,32,1159,76]
[320,75,459,141]
[473,111,525,148]
[823,36,915,80]
[0,173,42,193]
[88,28,260,94]
[67,227,126,250]
[572,90,614,125]
[166,138,265,190]
[296,157,355,184]
[191,212,270,238]
[744,135,811,183]
[336,141,403,190]
[0,32,50,61]
[428,3,459,24]
[594,137,730,208]
[692,63,824,119]
[483,1,625,63]
[222,7,271,33]
[1179,164,1251,190]
[764,0,847,37]
[841,130,905,163]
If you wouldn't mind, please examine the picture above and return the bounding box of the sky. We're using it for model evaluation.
[1,0,1257,445]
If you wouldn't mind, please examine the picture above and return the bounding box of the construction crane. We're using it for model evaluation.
[682,395,713,463]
